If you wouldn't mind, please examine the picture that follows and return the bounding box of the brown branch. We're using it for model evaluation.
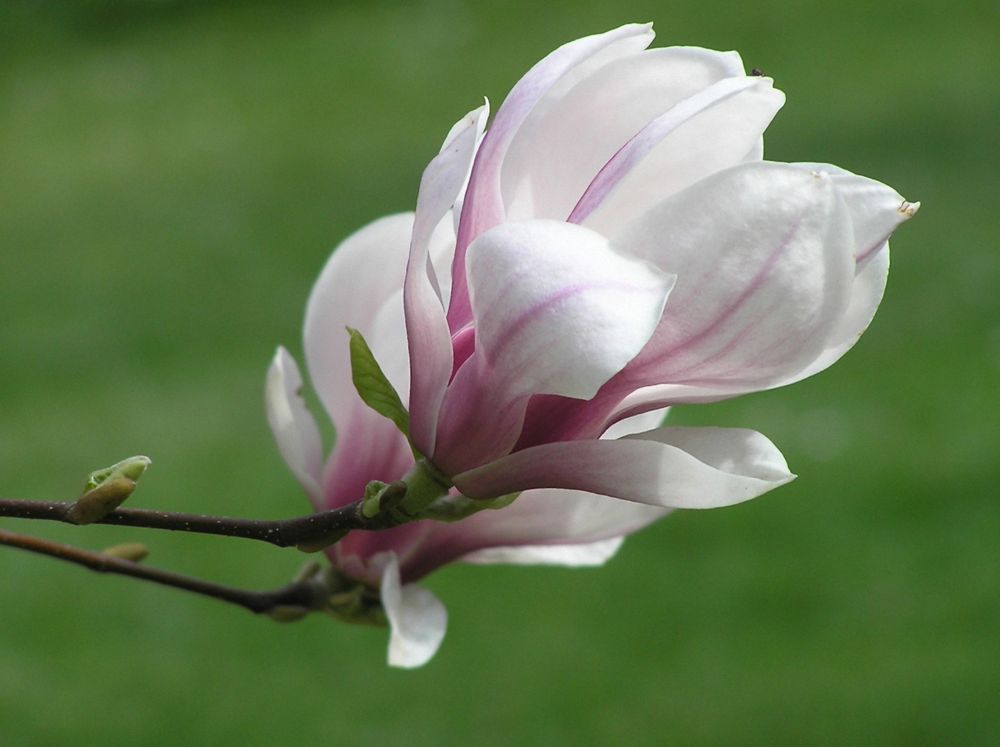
[0,528,329,616]
[0,488,404,551]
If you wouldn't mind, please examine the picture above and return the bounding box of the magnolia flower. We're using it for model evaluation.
[267,23,917,667]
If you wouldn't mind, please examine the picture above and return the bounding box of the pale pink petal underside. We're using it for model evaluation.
[453,426,794,509]
[613,161,855,394]
[448,23,656,333]
[568,76,769,224]
[405,106,487,455]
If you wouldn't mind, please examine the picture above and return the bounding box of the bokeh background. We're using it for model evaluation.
[1,1,997,744]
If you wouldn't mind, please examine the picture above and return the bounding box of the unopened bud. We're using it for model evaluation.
[84,455,152,491]
[68,456,152,525]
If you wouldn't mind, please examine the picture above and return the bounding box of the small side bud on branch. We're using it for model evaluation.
[101,542,150,562]
[268,605,312,623]
[295,527,351,554]
[67,456,152,525]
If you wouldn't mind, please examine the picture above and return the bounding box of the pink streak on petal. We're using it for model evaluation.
[449,323,476,379]
[626,216,804,381]
[568,76,761,224]
[447,23,655,334]
[453,428,794,508]
[404,111,483,455]
[431,353,530,475]
[486,278,668,370]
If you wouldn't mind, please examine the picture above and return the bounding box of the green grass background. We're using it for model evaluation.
[1,1,997,744]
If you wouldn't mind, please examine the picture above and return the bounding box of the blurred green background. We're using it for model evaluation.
[1,1,997,744]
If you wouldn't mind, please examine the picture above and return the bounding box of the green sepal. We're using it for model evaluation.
[422,491,519,522]
[347,327,414,451]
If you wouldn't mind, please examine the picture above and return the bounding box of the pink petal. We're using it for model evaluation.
[320,400,413,511]
[384,488,669,583]
[602,165,918,411]
[502,46,749,225]
[453,426,794,508]
[447,23,655,333]
[430,219,674,474]
[579,75,782,235]
[568,76,782,228]
[613,161,855,394]
[467,219,675,400]
[405,106,487,455]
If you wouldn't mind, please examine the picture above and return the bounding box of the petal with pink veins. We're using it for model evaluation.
[502,46,750,224]
[453,426,794,509]
[797,163,919,264]
[468,219,676,400]
[570,76,784,231]
[449,23,656,331]
[405,105,488,455]
[614,161,855,393]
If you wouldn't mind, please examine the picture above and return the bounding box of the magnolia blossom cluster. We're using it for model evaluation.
[266,23,917,667]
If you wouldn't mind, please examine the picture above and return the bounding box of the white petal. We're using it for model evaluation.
[607,164,916,406]
[781,244,890,383]
[797,163,919,263]
[461,537,624,567]
[501,46,768,224]
[582,75,783,234]
[575,76,784,232]
[453,426,794,508]
[602,406,669,438]
[383,395,674,569]
[264,348,324,504]
[614,161,855,393]
[405,105,487,455]
[605,250,887,410]
[448,23,655,332]
[380,554,448,669]
[463,484,668,546]
[467,219,675,400]
[366,288,410,403]
[304,213,415,434]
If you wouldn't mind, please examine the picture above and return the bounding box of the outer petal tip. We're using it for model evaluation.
[265,347,324,503]
[381,555,448,669]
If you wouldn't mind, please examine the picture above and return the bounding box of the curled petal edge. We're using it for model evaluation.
[265,347,324,505]
[405,105,488,455]
[453,426,795,509]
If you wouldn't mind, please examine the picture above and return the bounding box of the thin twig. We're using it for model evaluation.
[0,496,376,549]
[0,528,328,615]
